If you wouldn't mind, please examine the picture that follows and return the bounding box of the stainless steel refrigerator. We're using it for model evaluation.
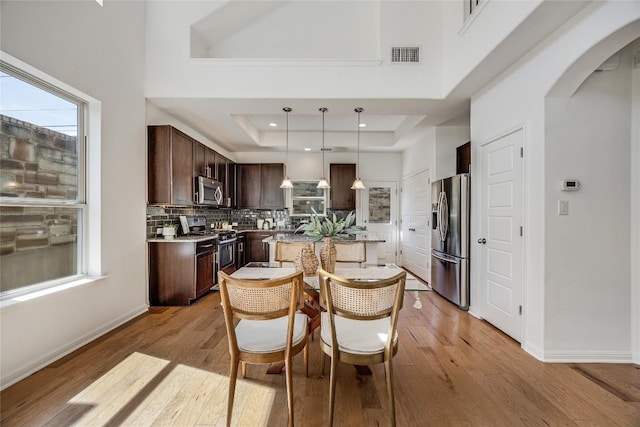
[431,174,470,310]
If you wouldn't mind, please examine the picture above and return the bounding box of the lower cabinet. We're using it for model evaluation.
[245,231,275,263]
[149,239,216,306]
[236,234,246,269]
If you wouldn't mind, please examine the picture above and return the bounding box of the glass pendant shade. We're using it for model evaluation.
[352,107,366,190]
[280,177,293,189]
[317,178,331,189]
[351,178,365,190]
[280,107,294,189]
[317,107,330,189]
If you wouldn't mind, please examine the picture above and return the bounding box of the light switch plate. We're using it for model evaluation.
[558,200,569,215]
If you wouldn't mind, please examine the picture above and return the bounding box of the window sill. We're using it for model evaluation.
[0,276,108,311]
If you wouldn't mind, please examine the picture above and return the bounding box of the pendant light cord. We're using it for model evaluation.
[320,107,327,178]
[356,108,361,178]
[284,107,290,175]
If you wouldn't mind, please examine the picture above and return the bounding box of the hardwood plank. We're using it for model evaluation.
[1,290,639,426]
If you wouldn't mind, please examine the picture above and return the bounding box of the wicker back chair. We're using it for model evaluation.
[218,270,309,427]
[334,241,366,266]
[275,241,312,267]
[318,268,406,427]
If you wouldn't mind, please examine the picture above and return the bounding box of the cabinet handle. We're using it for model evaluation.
[200,244,214,248]
[409,228,416,232]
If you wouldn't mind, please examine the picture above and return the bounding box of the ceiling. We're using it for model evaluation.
[147,97,471,154]
[145,1,590,155]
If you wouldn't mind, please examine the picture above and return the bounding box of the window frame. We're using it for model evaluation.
[0,52,101,301]
[287,180,328,217]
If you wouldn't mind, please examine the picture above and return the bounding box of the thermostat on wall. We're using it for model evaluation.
[561,179,581,191]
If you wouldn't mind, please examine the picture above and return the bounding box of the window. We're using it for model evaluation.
[0,60,88,297]
[288,181,327,216]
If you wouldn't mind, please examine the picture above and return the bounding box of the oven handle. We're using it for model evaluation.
[218,237,237,244]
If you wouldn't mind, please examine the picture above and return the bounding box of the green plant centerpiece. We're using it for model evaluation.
[295,210,365,273]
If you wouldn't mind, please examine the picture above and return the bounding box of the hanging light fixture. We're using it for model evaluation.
[317,107,330,189]
[351,107,366,190]
[280,107,294,189]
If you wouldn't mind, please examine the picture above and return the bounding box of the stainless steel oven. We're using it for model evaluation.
[217,231,237,275]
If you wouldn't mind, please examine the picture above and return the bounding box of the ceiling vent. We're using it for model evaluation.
[391,46,420,63]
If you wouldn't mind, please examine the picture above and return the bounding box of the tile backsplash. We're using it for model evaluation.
[146,207,354,237]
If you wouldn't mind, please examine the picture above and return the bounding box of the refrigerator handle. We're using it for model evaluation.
[432,252,459,264]
[438,191,448,242]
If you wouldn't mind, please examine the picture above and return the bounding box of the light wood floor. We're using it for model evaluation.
[1,289,639,426]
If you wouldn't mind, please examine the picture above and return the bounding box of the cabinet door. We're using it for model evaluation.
[196,252,214,298]
[227,160,236,208]
[237,164,261,208]
[170,129,195,205]
[330,163,356,210]
[194,142,206,177]
[149,242,196,306]
[260,163,285,209]
[217,155,228,204]
[246,232,272,263]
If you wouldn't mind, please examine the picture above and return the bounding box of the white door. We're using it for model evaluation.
[479,129,524,342]
[360,181,397,264]
[400,170,431,283]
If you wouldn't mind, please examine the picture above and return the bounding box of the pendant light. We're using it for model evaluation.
[317,107,330,189]
[279,107,294,189]
[351,107,366,190]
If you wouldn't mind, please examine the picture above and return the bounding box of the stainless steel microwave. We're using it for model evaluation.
[196,176,223,206]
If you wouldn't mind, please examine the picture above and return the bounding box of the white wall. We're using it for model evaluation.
[235,151,401,183]
[470,1,639,361]
[0,1,147,387]
[631,39,640,364]
[401,125,470,181]
[435,126,470,179]
[545,45,632,356]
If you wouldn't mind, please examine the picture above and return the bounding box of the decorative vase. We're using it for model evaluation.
[295,243,319,276]
[320,237,337,273]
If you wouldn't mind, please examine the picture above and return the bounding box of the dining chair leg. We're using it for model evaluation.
[303,342,309,377]
[241,361,247,378]
[227,357,240,427]
[320,350,326,378]
[385,358,396,427]
[285,354,295,426]
[328,354,338,427]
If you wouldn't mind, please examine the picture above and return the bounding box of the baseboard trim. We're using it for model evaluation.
[0,304,148,391]
[540,350,634,363]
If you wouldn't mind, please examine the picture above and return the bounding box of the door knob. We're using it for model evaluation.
[477,238,486,244]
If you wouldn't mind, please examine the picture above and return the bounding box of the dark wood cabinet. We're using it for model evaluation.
[237,163,284,209]
[330,163,356,210]
[244,231,275,263]
[456,141,471,174]
[148,125,195,205]
[149,239,215,306]
[227,160,236,208]
[236,233,246,268]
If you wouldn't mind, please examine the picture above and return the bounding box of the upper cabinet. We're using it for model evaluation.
[330,163,356,210]
[149,125,234,207]
[237,163,284,209]
[148,125,195,205]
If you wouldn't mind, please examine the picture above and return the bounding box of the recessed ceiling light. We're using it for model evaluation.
[269,122,278,127]
[304,148,311,151]
[359,123,367,128]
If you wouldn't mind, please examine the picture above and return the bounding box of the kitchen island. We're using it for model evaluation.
[263,233,385,265]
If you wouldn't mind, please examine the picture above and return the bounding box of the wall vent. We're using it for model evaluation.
[391,46,420,63]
